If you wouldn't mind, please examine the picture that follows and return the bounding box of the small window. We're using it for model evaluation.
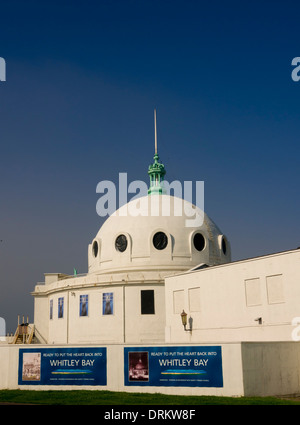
[102,292,113,315]
[115,234,128,252]
[222,237,227,255]
[80,295,88,317]
[141,290,155,314]
[49,299,53,320]
[92,241,98,257]
[193,233,205,251]
[58,297,64,319]
[153,231,168,250]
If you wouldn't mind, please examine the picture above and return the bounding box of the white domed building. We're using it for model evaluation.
[6,116,300,398]
[32,148,231,345]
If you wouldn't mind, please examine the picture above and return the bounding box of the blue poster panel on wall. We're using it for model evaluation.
[18,347,107,386]
[124,346,223,387]
[103,292,113,315]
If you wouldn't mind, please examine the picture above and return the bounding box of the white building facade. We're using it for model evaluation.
[165,249,300,344]
[32,194,231,345]
[2,142,300,397]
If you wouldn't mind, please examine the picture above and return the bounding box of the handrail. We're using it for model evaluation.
[26,324,35,344]
[11,327,19,344]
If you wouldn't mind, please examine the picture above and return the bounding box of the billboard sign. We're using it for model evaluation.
[18,347,107,386]
[124,346,223,387]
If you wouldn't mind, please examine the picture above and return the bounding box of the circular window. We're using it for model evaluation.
[221,236,227,255]
[115,234,128,252]
[153,231,168,250]
[92,241,98,257]
[193,233,205,252]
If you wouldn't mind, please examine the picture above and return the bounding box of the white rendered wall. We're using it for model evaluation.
[1,342,300,396]
[242,342,300,396]
[0,343,244,396]
[33,296,49,343]
[124,285,165,343]
[165,250,300,343]
[35,283,165,345]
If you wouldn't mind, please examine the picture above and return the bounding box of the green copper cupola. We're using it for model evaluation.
[148,109,166,195]
[148,152,166,194]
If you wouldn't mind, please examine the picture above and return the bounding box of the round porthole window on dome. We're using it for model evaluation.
[115,234,128,252]
[193,233,205,252]
[92,241,98,258]
[221,236,227,255]
[153,231,168,250]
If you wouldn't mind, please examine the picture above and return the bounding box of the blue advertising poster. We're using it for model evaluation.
[18,347,107,386]
[103,292,113,315]
[80,294,88,316]
[124,346,223,387]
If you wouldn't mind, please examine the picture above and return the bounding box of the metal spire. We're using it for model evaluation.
[148,109,166,195]
[154,109,157,155]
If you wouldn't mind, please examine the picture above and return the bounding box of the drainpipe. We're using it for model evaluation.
[67,291,69,344]
[123,285,126,343]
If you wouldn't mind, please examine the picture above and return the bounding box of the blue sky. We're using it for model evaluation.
[0,0,300,331]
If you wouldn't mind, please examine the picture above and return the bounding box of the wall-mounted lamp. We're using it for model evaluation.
[254,317,262,325]
[180,310,192,332]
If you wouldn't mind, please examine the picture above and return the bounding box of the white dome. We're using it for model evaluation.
[88,194,230,275]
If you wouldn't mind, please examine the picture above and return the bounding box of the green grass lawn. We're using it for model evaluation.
[0,389,299,405]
